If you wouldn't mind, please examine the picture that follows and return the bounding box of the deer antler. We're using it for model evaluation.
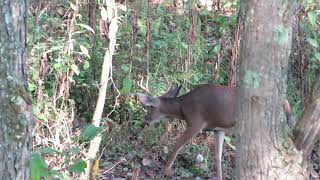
[138,76,150,94]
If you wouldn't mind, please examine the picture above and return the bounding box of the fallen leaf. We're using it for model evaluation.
[142,158,151,166]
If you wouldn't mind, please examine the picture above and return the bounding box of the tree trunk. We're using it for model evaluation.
[83,1,119,180]
[0,1,33,179]
[235,0,305,179]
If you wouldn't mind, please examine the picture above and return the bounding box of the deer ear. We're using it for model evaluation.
[163,85,182,97]
[136,93,160,107]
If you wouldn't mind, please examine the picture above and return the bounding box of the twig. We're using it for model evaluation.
[107,68,121,117]
[104,157,126,173]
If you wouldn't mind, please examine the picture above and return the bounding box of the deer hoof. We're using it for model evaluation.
[163,168,174,176]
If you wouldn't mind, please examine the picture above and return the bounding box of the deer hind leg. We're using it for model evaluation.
[214,130,225,180]
[163,124,203,176]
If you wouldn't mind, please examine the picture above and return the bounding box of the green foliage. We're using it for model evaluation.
[307,11,317,27]
[68,158,87,173]
[307,37,318,48]
[26,0,320,178]
[225,136,236,150]
[42,147,57,154]
[27,0,239,178]
[30,153,49,180]
[80,124,104,142]
[287,0,319,122]
[120,76,132,95]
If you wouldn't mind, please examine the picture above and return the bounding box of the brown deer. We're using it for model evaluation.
[136,84,292,179]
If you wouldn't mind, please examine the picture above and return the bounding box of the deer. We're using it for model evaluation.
[136,84,293,179]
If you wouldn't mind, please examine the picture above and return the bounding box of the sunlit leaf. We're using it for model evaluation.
[28,82,37,92]
[53,63,62,70]
[70,3,76,11]
[79,44,89,57]
[71,64,80,75]
[181,42,188,49]
[307,38,319,48]
[37,114,47,122]
[77,23,95,33]
[225,136,236,150]
[70,147,80,155]
[307,11,317,27]
[121,64,129,72]
[83,60,90,70]
[315,52,320,61]
[213,44,221,53]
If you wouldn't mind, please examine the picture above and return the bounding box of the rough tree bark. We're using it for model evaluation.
[0,0,33,179]
[235,0,308,179]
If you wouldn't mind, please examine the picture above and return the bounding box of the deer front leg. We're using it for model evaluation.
[214,130,225,180]
[163,125,203,176]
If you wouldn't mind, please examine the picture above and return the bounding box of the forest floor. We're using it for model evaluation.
[100,122,320,180]
[100,122,236,179]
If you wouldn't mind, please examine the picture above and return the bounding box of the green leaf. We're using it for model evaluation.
[307,38,319,48]
[68,158,87,173]
[70,147,80,155]
[30,153,49,180]
[315,52,320,61]
[42,147,57,155]
[77,23,95,33]
[213,44,221,53]
[305,0,315,4]
[81,124,103,141]
[28,82,37,92]
[120,76,132,96]
[71,64,80,75]
[181,42,188,49]
[224,136,236,150]
[83,60,90,70]
[307,11,317,27]
[37,114,47,122]
[53,63,62,70]
[121,64,129,72]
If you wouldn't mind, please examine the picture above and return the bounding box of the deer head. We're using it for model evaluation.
[136,85,182,127]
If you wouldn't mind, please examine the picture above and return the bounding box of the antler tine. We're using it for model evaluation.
[138,76,151,94]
